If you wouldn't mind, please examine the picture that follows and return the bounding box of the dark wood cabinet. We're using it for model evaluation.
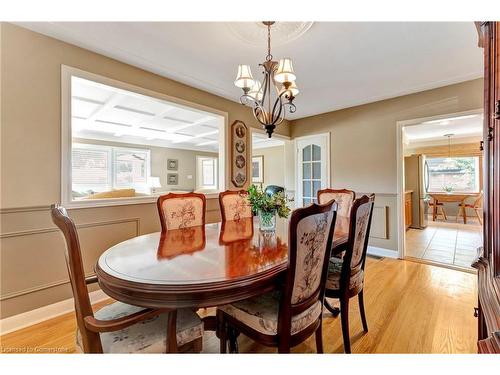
[473,21,500,354]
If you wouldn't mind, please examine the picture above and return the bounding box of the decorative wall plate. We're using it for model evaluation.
[231,120,249,188]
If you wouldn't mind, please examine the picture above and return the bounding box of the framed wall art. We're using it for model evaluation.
[167,159,178,171]
[252,155,264,183]
[231,120,248,188]
[167,173,178,185]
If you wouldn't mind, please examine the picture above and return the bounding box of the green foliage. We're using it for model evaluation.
[247,184,292,219]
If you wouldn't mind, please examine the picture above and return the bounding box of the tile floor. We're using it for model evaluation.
[405,215,483,269]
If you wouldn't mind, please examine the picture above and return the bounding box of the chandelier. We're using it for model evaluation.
[234,21,298,138]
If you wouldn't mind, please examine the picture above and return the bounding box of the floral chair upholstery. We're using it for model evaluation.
[217,201,337,353]
[326,195,373,292]
[219,190,253,221]
[157,193,206,231]
[323,194,375,354]
[317,189,355,217]
[76,302,203,353]
[218,290,322,336]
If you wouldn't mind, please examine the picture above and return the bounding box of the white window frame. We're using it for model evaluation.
[196,156,218,190]
[426,155,481,194]
[72,143,152,196]
[61,65,228,208]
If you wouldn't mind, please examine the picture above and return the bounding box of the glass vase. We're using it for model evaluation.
[258,209,276,232]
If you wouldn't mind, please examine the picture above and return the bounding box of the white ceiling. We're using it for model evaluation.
[404,113,483,146]
[72,76,222,152]
[17,22,483,119]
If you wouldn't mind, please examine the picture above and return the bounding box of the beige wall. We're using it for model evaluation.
[0,23,290,319]
[291,79,483,252]
[74,138,218,192]
[252,145,285,188]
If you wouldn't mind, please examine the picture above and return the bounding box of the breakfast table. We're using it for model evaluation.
[95,215,350,331]
[428,192,476,224]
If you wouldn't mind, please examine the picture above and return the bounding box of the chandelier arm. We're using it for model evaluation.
[259,71,269,113]
[270,90,292,125]
[240,93,266,123]
[271,97,284,125]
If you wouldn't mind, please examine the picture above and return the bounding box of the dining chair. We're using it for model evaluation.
[157,192,206,231]
[429,197,447,221]
[458,191,483,224]
[219,190,253,221]
[216,200,338,353]
[317,188,355,217]
[323,194,375,354]
[51,204,204,353]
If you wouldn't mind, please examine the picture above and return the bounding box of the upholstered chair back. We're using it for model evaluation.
[344,195,375,274]
[157,193,206,231]
[219,190,253,221]
[317,189,355,217]
[281,201,337,325]
[51,204,102,352]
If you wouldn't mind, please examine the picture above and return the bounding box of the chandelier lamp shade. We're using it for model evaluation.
[234,21,298,138]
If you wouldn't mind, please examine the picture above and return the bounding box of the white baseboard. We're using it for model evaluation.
[0,289,109,336]
[367,245,399,259]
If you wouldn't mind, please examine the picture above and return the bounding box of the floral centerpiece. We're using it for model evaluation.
[247,184,292,231]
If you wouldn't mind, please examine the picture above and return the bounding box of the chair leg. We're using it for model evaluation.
[315,321,324,354]
[324,298,340,317]
[278,341,291,353]
[216,310,227,354]
[340,298,351,354]
[475,208,483,225]
[228,326,239,354]
[358,291,368,333]
[440,206,447,221]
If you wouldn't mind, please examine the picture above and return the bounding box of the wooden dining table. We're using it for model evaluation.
[95,215,350,331]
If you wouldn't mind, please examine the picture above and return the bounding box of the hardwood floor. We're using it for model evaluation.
[0,257,478,354]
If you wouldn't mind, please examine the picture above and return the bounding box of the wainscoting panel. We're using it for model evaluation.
[370,206,388,239]
[1,198,221,319]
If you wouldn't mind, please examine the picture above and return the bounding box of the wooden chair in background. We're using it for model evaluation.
[157,192,206,231]
[429,197,447,221]
[216,200,337,353]
[219,190,253,221]
[50,204,204,353]
[317,188,355,217]
[458,191,483,225]
[323,194,375,353]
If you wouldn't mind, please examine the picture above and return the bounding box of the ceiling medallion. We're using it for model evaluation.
[233,21,299,138]
[226,22,314,47]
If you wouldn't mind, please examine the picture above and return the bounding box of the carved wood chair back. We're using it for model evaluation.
[278,200,337,340]
[317,188,355,217]
[219,190,253,221]
[340,194,375,288]
[157,192,206,231]
[50,204,102,353]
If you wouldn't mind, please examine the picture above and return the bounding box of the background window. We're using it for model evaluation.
[197,156,218,190]
[427,156,480,193]
[72,143,150,199]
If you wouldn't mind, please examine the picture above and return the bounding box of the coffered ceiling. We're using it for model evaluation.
[17,22,483,119]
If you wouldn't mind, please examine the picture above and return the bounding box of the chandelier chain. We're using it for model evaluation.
[266,23,272,61]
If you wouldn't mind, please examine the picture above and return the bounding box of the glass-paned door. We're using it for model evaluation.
[296,135,329,207]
